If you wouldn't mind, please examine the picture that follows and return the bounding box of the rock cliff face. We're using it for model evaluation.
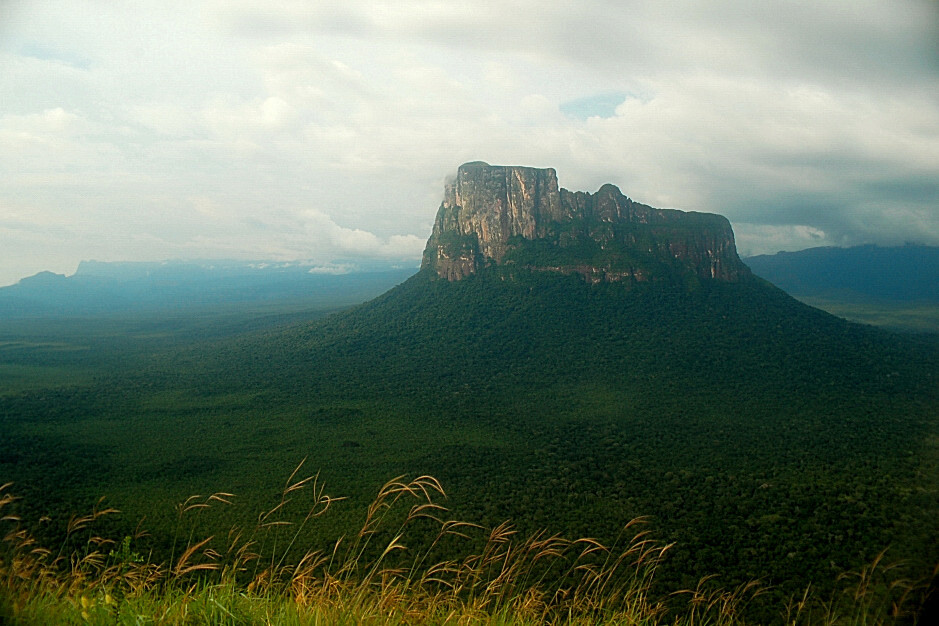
[422,162,749,284]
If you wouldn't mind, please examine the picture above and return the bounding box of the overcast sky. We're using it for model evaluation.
[1,0,937,286]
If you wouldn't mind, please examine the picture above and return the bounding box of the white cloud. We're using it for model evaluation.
[308,263,356,274]
[298,210,425,258]
[0,0,937,285]
[733,224,830,257]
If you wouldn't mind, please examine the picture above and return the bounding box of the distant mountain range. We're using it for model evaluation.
[0,260,416,317]
[744,244,939,303]
[1,239,935,322]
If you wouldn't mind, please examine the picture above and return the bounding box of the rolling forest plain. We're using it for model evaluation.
[1,256,937,624]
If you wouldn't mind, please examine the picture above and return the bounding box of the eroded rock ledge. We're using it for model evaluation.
[421,162,749,284]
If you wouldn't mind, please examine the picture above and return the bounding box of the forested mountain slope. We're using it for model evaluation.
[168,267,937,602]
[2,165,937,619]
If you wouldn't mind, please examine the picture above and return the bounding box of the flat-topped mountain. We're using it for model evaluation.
[2,164,937,618]
[0,261,415,317]
[422,162,749,283]
[745,244,939,303]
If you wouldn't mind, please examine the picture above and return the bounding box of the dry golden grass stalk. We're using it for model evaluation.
[5,472,931,624]
[172,535,218,578]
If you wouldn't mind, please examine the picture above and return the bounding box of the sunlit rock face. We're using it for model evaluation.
[422,162,749,284]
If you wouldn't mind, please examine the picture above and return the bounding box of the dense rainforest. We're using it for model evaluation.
[1,267,937,620]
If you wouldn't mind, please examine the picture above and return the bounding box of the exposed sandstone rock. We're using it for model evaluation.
[422,162,749,284]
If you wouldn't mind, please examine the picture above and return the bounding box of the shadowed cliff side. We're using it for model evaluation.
[422,161,749,284]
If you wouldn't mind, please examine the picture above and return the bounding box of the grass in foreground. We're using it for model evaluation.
[0,467,934,625]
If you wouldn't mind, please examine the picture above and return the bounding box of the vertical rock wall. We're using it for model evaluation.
[422,162,749,283]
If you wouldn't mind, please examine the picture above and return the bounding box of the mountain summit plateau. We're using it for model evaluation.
[422,162,749,284]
